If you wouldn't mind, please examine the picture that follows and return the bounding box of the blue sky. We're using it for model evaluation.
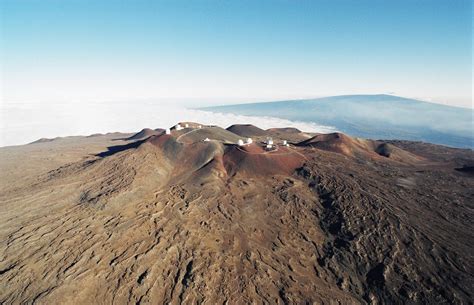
[1,0,472,107]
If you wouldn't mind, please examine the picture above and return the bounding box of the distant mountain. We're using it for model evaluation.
[201,94,473,148]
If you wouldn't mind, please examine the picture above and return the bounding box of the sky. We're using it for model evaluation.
[0,0,472,108]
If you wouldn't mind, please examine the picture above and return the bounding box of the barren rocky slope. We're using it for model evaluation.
[1,123,473,304]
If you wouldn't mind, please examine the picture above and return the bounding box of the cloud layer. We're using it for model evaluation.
[0,101,335,147]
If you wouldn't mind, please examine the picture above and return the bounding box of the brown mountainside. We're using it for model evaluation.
[0,124,473,304]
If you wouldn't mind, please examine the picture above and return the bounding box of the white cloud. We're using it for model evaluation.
[0,101,335,147]
[185,110,336,134]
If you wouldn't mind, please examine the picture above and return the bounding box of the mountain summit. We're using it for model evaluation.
[1,123,473,304]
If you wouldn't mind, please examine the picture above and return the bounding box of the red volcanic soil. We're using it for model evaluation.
[223,143,305,176]
[5,123,473,305]
[146,133,184,160]
[373,142,424,163]
[298,132,423,163]
[298,133,369,155]
[235,143,266,154]
[226,124,267,137]
[146,133,227,184]
[146,133,305,180]
[127,128,162,140]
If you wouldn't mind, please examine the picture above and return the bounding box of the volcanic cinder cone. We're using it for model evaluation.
[1,123,473,304]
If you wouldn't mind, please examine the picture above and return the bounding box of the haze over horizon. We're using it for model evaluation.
[1,0,472,108]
